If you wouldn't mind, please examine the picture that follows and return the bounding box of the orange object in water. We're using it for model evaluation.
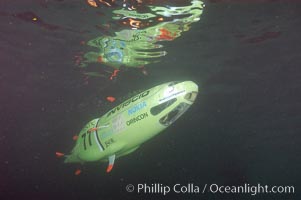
[72,135,78,141]
[99,0,112,7]
[86,0,98,7]
[106,96,116,102]
[55,152,65,158]
[106,164,113,173]
[157,28,175,41]
[109,69,120,80]
[74,169,82,176]
[129,18,141,28]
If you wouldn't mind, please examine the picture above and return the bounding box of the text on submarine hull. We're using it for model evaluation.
[63,81,198,173]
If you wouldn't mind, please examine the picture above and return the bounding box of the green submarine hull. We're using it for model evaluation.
[64,81,198,172]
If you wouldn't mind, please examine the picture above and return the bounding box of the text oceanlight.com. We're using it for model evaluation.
[125,183,295,196]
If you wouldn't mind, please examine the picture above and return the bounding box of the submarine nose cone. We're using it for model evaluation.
[183,81,198,92]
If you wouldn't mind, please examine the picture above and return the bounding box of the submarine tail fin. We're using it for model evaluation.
[55,151,66,158]
[106,154,116,173]
[63,154,77,163]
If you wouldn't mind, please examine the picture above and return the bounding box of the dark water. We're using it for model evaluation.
[1,0,301,199]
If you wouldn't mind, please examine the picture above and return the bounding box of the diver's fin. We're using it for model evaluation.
[106,155,116,173]
[55,152,65,158]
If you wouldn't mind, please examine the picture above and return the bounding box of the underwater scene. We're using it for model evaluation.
[1,0,300,199]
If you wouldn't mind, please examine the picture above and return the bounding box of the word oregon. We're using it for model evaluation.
[107,90,150,117]
[126,112,148,126]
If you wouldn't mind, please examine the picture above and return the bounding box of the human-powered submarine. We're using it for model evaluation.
[57,81,198,173]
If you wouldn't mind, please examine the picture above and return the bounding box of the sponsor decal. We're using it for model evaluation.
[126,112,148,126]
[107,90,150,117]
[159,90,185,102]
[128,101,147,115]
